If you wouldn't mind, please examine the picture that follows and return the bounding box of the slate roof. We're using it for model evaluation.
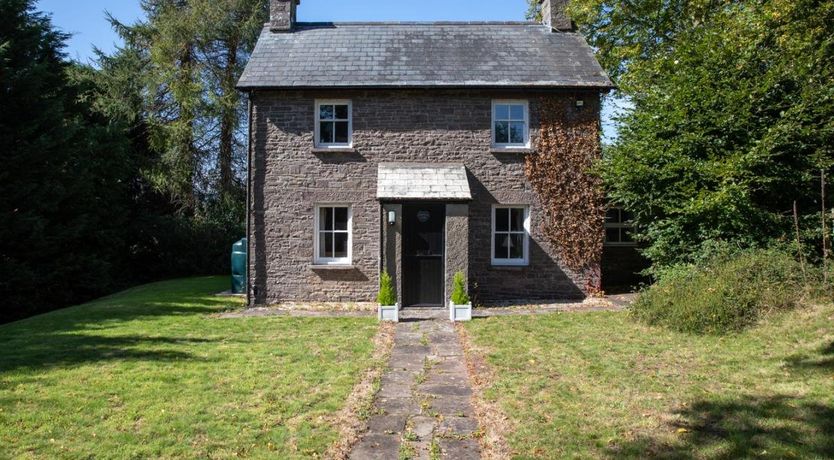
[377,163,472,201]
[238,22,613,89]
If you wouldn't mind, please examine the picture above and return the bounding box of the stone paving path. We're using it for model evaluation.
[349,309,480,459]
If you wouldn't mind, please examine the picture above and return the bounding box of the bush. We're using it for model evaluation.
[451,272,470,305]
[631,249,809,334]
[377,271,396,306]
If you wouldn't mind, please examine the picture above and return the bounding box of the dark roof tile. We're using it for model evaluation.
[238,22,613,89]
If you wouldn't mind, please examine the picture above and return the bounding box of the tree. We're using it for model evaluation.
[569,0,834,270]
[0,0,135,321]
[525,0,542,21]
[111,0,266,212]
[192,0,266,198]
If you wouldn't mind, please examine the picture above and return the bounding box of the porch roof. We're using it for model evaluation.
[377,163,472,201]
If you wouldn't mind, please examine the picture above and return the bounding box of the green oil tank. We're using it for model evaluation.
[231,238,247,294]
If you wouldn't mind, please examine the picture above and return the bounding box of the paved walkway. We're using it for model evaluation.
[349,310,480,459]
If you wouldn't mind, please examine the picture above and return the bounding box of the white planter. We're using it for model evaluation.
[449,301,472,322]
[378,303,399,322]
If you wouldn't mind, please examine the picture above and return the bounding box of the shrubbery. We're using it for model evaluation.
[631,248,814,334]
[377,271,396,306]
[451,272,470,305]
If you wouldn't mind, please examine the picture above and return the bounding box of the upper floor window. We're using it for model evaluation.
[315,100,352,148]
[315,205,352,265]
[605,207,636,246]
[492,205,530,266]
[492,100,529,148]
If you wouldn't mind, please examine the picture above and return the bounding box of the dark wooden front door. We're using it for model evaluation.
[403,204,445,307]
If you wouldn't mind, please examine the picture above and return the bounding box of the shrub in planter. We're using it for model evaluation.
[631,248,808,334]
[449,272,472,321]
[377,271,398,322]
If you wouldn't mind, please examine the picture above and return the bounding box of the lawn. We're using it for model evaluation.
[463,304,834,459]
[0,277,380,459]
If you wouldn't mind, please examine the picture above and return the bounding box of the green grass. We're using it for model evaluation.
[464,305,834,459]
[0,277,379,459]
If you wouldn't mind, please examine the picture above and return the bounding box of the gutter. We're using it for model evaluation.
[237,84,616,92]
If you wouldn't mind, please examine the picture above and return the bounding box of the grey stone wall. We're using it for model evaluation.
[249,89,602,306]
[445,204,470,304]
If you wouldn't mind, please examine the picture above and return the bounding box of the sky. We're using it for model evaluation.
[36,0,622,139]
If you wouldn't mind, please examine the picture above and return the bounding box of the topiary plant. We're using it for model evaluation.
[451,272,470,305]
[377,271,396,306]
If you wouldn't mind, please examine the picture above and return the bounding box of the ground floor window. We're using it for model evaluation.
[492,205,530,266]
[604,207,636,246]
[314,205,352,265]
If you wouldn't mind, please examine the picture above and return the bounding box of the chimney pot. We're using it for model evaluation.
[270,0,299,33]
[539,0,573,32]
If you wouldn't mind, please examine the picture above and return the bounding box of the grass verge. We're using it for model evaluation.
[463,305,834,458]
[0,277,380,459]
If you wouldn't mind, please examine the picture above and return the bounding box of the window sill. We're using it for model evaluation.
[312,147,357,154]
[489,264,529,270]
[310,264,355,270]
[490,147,534,154]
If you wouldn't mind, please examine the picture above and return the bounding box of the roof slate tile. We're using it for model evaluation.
[238,22,613,89]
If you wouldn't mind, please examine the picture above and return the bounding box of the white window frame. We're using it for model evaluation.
[491,100,530,149]
[314,100,353,148]
[604,207,637,247]
[491,205,531,266]
[314,204,353,265]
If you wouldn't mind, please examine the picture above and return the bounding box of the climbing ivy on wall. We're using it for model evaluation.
[525,96,605,293]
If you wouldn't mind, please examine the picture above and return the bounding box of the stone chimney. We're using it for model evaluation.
[270,0,299,33]
[539,0,573,32]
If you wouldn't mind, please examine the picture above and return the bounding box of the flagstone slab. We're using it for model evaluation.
[348,312,481,459]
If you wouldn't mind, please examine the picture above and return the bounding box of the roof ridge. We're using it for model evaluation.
[292,21,543,26]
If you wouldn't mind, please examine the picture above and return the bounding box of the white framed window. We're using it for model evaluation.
[491,205,530,266]
[604,207,636,246]
[314,205,353,265]
[315,100,352,148]
[492,100,529,148]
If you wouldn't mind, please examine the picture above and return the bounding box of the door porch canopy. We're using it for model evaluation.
[377,163,472,201]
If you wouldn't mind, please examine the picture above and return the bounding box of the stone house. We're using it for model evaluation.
[238,0,619,308]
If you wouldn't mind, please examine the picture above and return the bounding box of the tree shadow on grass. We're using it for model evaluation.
[0,278,236,372]
[609,395,834,459]
[785,340,834,372]
[0,334,217,373]
[3,292,233,337]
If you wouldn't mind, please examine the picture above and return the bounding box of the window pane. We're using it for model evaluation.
[320,122,334,144]
[622,210,634,223]
[495,208,509,232]
[335,104,349,119]
[606,227,620,243]
[509,234,524,259]
[495,121,509,144]
[321,207,334,231]
[622,229,634,243]
[495,104,509,120]
[495,234,509,259]
[334,233,348,258]
[334,122,349,144]
[320,232,334,258]
[510,122,525,144]
[319,105,334,120]
[334,207,348,230]
[606,208,620,223]
[510,208,524,231]
[509,104,524,120]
